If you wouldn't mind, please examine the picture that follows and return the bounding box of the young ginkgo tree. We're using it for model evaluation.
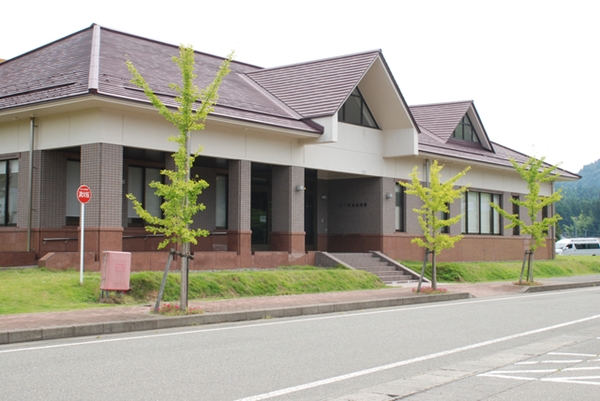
[401,160,470,290]
[491,156,562,284]
[126,45,232,310]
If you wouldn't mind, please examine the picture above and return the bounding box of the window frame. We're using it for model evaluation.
[338,88,379,129]
[126,165,164,227]
[215,173,228,229]
[0,159,19,227]
[65,159,81,226]
[395,182,405,232]
[512,195,520,235]
[452,114,480,143]
[461,191,502,235]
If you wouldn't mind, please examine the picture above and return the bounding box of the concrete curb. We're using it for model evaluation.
[0,292,470,346]
[523,281,600,293]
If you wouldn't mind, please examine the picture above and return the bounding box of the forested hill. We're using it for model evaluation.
[557,159,600,198]
[556,158,600,238]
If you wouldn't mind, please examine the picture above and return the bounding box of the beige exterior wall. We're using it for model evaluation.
[0,104,555,200]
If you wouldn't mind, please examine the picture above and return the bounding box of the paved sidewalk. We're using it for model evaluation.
[1,275,599,345]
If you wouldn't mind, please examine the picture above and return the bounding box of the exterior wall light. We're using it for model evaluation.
[296,185,305,191]
[385,192,393,199]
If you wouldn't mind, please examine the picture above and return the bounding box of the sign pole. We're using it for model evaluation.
[80,202,85,285]
[77,185,92,285]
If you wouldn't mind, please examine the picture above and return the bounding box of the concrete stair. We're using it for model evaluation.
[322,252,423,284]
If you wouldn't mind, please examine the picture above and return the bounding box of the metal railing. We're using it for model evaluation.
[43,237,78,245]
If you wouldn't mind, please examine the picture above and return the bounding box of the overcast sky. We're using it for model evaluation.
[2,0,598,174]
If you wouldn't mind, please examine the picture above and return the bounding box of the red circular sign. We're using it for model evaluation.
[77,185,92,204]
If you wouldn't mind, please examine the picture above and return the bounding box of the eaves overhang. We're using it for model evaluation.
[0,91,324,139]
[418,149,580,181]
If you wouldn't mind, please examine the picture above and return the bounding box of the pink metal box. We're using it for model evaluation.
[100,251,131,291]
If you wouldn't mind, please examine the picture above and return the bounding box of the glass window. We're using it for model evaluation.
[66,160,81,220]
[395,183,405,232]
[512,195,520,235]
[338,88,379,129]
[144,168,162,218]
[127,166,162,226]
[452,115,480,143]
[0,159,19,226]
[440,206,450,234]
[461,191,501,235]
[216,174,228,228]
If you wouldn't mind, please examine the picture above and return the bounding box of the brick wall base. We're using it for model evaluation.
[37,251,317,271]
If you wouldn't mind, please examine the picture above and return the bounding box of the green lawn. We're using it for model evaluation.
[0,266,385,315]
[2,257,599,315]
[401,255,600,283]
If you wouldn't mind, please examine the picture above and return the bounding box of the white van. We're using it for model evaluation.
[555,238,600,256]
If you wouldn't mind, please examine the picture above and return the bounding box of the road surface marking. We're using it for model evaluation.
[231,313,600,401]
[548,352,597,357]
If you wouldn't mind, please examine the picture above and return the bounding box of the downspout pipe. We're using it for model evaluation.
[27,115,35,252]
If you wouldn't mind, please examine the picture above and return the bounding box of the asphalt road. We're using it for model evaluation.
[1,288,599,400]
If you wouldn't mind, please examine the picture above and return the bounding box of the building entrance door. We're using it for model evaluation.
[304,169,318,250]
[251,174,271,252]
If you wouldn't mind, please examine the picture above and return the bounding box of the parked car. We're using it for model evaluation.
[555,238,600,256]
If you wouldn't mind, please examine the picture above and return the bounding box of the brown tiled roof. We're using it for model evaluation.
[246,51,380,118]
[0,24,580,180]
[410,101,472,142]
[0,27,93,109]
[96,27,319,133]
[411,101,579,179]
[0,24,322,134]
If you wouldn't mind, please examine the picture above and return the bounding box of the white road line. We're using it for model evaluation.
[231,314,600,401]
[548,352,597,357]
[564,367,600,371]
[484,369,557,374]
[516,360,583,365]
[542,376,600,386]
[479,373,537,381]
[1,287,599,355]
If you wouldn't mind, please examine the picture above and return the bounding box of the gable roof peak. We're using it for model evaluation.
[245,50,383,118]
[257,49,382,72]
[409,99,474,109]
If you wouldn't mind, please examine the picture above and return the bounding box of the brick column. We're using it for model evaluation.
[227,160,251,255]
[81,144,123,256]
[39,151,67,228]
[271,166,305,253]
[17,150,42,229]
[15,151,43,254]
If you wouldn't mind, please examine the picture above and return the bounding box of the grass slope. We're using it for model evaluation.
[0,267,385,315]
[401,256,600,283]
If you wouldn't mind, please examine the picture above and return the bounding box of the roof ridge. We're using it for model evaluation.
[87,24,101,92]
[237,73,304,119]
[1,24,96,64]
[93,23,262,70]
[409,100,474,108]
[247,49,382,75]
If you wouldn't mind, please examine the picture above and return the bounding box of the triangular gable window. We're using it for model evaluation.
[452,114,480,143]
[338,88,379,128]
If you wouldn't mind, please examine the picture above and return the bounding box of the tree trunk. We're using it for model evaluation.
[528,252,535,282]
[431,252,437,290]
[519,251,527,285]
[180,243,189,311]
[179,131,191,312]
[417,249,429,293]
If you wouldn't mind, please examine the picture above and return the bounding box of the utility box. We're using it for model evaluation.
[100,251,131,291]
